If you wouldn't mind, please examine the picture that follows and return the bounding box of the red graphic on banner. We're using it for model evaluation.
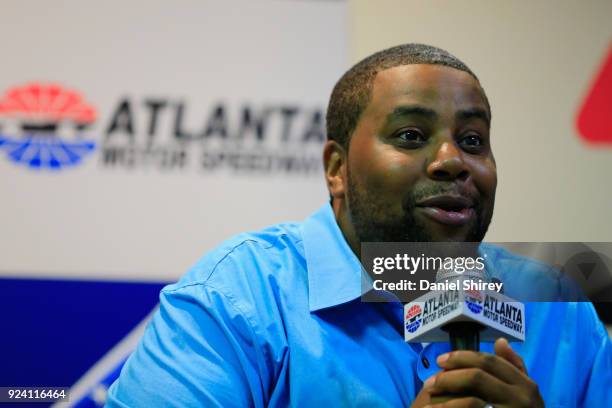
[0,83,96,123]
[576,44,612,145]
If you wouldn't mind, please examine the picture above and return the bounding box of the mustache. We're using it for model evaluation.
[402,183,479,209]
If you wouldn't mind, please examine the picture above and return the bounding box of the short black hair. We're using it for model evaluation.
[325,43,489,149]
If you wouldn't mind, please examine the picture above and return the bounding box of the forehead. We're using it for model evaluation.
[366,64,489,117]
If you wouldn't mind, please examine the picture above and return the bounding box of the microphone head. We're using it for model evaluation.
[434,262,487,284]
[405,266,523,344]
[491,277,504,294]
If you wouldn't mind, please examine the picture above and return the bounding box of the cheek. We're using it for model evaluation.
[469,157,497,198]
[349,145,423,197]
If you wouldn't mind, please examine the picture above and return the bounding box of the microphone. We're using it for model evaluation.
[404,265,525,351]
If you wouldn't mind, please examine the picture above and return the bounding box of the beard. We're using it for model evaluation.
[346,170,493,244]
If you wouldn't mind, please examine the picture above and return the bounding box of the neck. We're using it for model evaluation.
[332,198,361,258]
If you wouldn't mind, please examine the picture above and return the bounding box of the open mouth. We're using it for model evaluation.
[415,195,476,226]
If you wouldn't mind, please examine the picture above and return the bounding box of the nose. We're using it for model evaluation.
[426,140,469,181]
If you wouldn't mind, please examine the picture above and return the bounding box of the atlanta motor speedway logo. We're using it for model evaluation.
[0,82,326,174]
[464,289,484,314]
[405,304,423,333]
[0,83,97,170]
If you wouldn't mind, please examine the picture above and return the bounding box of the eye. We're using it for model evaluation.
[459,133,484,150]
[393,128,427,147]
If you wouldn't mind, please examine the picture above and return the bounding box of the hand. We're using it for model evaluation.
[422,338,544,408]
[409,381,434,408]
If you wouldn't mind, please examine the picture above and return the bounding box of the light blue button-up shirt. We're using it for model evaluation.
[107,204,612,407]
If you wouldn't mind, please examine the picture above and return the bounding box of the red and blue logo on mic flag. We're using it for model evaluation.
[405,304,423,333]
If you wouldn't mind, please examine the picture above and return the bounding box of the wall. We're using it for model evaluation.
[350,0,612,241]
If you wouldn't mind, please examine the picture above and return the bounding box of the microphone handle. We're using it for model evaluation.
[443,322,484,351]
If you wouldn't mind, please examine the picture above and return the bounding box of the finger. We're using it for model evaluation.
[428,367,512,402]
[413,376,434,406]
[428,394,454,405]
[436,350,525,385]
[426,396,487,408]
[494,337,528,374]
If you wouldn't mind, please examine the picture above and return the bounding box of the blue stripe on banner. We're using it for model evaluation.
[0,277,167,408]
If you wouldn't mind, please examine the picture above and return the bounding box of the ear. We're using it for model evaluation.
[323,140,347,200]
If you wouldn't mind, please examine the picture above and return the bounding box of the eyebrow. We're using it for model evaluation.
[387,105,437,123]
[456,108,490,126]
[386,105,490,126]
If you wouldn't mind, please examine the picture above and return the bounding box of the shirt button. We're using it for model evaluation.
[421,357,430,369]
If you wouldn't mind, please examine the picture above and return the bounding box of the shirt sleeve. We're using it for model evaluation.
[578,304,612,407]
[106,283,268,408]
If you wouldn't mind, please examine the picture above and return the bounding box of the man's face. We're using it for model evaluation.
[345,64,496,243]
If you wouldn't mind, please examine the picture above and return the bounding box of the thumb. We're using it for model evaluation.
[495,337,528,374]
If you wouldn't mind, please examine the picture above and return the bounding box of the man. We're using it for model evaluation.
[107,44,611,407]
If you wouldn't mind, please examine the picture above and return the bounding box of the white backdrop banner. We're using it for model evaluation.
[0,0,347,281]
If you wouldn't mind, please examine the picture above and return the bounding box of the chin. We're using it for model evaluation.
[424,226,481,243]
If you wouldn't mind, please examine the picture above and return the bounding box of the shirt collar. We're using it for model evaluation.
[301,203,363,312]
